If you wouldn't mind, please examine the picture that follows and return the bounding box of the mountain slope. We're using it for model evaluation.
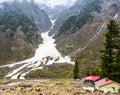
[22,0,120,78]
[11,0,52,32]
[0,4,39,65]
[51,0,120,77]
[0,1,52,65]
[49,0,83,35]
[54,0,103,55]
[54,0,120,56]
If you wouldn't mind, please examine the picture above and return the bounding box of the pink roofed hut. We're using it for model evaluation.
[95,78,119,93]
[83,76,100,81]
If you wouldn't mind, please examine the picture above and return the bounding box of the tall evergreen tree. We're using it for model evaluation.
[112,49,120,82]
[100,20,120,81]
[73,59,79,79]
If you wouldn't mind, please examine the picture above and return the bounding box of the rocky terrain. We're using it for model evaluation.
[0,79,118,95]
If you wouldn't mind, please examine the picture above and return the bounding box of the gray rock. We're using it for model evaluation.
[25,87,32,91]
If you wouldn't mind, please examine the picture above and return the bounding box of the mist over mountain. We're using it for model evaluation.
[0,0,76,8]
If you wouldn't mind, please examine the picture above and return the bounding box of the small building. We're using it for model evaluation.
[83,76,100,81]
[95,78,119,93]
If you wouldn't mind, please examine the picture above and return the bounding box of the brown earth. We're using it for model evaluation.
[0,79,119,95]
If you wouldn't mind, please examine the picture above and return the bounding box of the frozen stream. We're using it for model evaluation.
[3,19,74,79]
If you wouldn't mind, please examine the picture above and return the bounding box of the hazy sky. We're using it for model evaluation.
[0,0,76,8]
[36,0,76,8]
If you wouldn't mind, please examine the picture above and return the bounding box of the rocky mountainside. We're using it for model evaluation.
[51,0,120,58]
[48,0,120,77]
[0,0,51,65]
[49,0,83,35]
[54,0,103,54]
[40,5,67,20]
[10,0,52,32]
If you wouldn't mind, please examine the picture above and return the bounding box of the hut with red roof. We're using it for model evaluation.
[95,78,119,93]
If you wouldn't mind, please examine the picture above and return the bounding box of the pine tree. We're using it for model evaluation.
[100,20,120,81]
[112,49,120,82]
[73,59,79,79]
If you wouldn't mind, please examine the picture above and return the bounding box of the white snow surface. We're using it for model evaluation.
[3,19,74,79]
[113,14,118,20]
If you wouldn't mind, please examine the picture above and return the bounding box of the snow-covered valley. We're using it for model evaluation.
[1,20,74,79]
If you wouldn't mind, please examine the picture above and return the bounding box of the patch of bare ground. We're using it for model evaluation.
[0,79,119,95]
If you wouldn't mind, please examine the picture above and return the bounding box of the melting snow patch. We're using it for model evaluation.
[3,19,74,79]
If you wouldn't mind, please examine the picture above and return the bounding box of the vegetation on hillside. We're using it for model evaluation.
[58,0,102,37]
[95,20,120,82]
[25,64,74,79]
[73,58,79,79]
[0,8,41,65]
[0,9,37,32]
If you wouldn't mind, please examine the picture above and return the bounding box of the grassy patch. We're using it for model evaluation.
[25,64,74,79]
